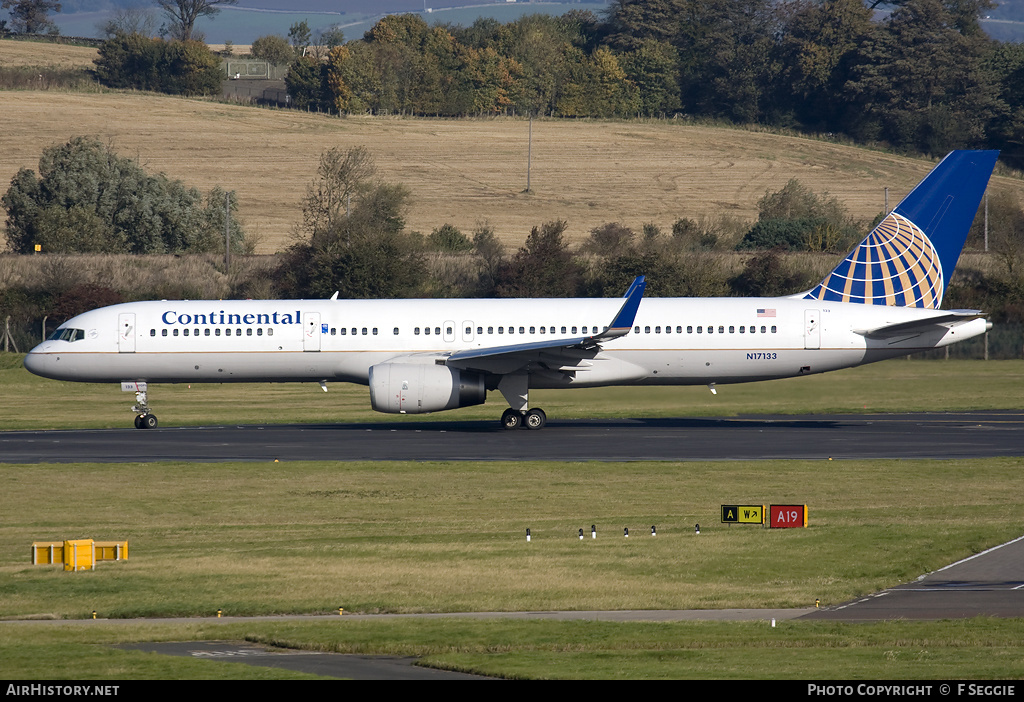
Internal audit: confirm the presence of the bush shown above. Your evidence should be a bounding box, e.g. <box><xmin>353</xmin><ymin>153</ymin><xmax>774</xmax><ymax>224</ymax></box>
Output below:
<box><xmin>94</xmin><ymin>34</ymin><xmax>222</xmax><ymax>96</ymax></box>
<box><xmin>2</xmin><ymin>137</ymin><xmax>245</xmax><ymax>254</ymax></box>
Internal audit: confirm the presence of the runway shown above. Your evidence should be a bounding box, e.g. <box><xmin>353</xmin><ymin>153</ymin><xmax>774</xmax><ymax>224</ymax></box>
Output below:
<box><xmin>3</xmin><ymin>411</ymin><xmax>1024</xmax><ymax>463</ymax></box>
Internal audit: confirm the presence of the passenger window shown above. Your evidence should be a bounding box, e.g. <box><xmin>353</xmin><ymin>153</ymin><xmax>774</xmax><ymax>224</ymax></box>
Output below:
<box><xmin>225</xmin><ymin>329</ymin><xmax>231</xmax><ymax>336</ymax></box>
<box><xmin>424</xmin><ymin>327</ymin><xmax>430</xmax><ymax>335</ymax></box>
<box><xmin>257</xmin><ymin>328</ymin><xmax>263</xmax><ymax>336</ymax></box>
<box><xmin>519</xmin><ymin>327</ymin><xmax>525</xmax><ymax>334</ymax></box>
<box><xmin>247</xmin><ymin>328</ymin><xmax>253</xmax><ymax>336</ymax></box>
<box><xmin>729</xmin><ymin>326</ymin><xmax>734</xmax><ymax>334</ymax></box>
<box><xmin>445</xmin><ymin>327</ymin><xmax>452</xmax><ymax>336</ymax></box>
<box><xmin>362</xmin><ymin>328</ymin><xmax>367</xmax><ymax>335</ymax></box>
<box><xmin>341</xmin><ymin>328</ymin><xmax>347</xmax><ymax>335</ymax></box>
<box><xmin>373</xmin><ymin>328</ymin><xmax>378</xmax><ymax>335</ymax></box>
<box><xmin>414</xmin><ymin>327</ymin><xmax>420</xmax><ymax>335</ymax></box>
<box><xmin>655</xmin><ymin>326</ymin><xmax>661</xmax><ymax>334</ymax></box>
<box><xmin>150</xmin><ymin>329</ymin><xmax>155</xmax><ymax>337</ymax></box>
<box><xmin>687</xmin><ymin>326</ymin><xmax>692</xmax><ymax>334</ymax></box>
<box><xmin>761</xmin><ymin>326</ymin><xmax>767</xmax><ymax>334</ymax></box>
<box><xmin>205</xmin><ymin>328</ymin><xmax>211</xmax><ymax>336</ymax></box>
<box><xmin>707</xmin><ymin>326</ymin><xmax>714</xmax><ymax>334</ymax></box>
<box><xmin>676</xmin><ymin>326</ymin><xmax>682</xmax><ymax>334</ymax></box>
<box><xmin>645</xmin><ymin>326</ymin><xmax>651</xmax><ymax>334</ymax></box>
<box><xmin>268</xmin><ymin>328</ymin><xmax>273</xmax><ymax>336</ymax></box>
<box><xmin>498</xmin><ymin>327</ymin><xmax>504</xmax><ymax>334</ymax></box>
<box><xmin>740</xmin><ymin>326</ymin><xmax>745</xmax><ymax>333</ymax></box>
<box><xmin>561</xmin><ymin>326</ymin><xmax>567</xmax><ymax>334</ymax></box>
<box><xmin>394</xmin><ymin>328</ymin><xmax>400</xmax><ymax>335</ymax></box>
<box><xmin>488</xmin><ymin>327</ymin><xmax>493</xmax><ymax>334</ymax></box>
<box><xmin>530</xmin><ymin>326</ymin><xmax>536</xmax><ymax>334</ymax></box>
<box><xmin>718</xmin><ymin>326</ymin><xmax>724</xmax><ymax>334</ymax></box>
<box><xmin>771</xmin><ymin>326</ymin><xmax>777</xmax><ymax>333</ymax></box>
<box><xmin>215</xmin><ymin>329</ymin><xmax>221</xmax><ymax>336</ymax></box>
<box><xmin>162</xmin><ymin>329</ymin><xmax>168</xmax><ymax>337</ymax></box>
<box><xmin>572</xmin><ymin>327</ymin><xmax>578</xmax><ymax>334</ymax></box>
<box><xmin>435</xmin><ymin>327</ymin><xmax>441</xmax><ymax>336</ymax></box>
<box><xmin>183</xmin><ymin>328</ymin><xmax>189</xmax><ymax>337</ymax></box>
<box><xmin>540</xmin><ymin>326</ymin><xmax>545</xmax><ymax>334</ymax></box>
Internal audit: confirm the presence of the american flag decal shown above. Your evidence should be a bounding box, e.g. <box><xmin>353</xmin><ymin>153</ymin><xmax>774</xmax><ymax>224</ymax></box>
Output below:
<box><xmin>757</xmin><ymin>309</ymin><xmax>776</xmax><ymax>317</ymax></box>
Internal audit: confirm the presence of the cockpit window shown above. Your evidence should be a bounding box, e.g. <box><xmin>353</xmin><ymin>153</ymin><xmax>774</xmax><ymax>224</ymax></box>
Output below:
<box><xmin>47</xmin><ymin>327</ymin><xmax>85</xmax><ymax>342</ymax></box>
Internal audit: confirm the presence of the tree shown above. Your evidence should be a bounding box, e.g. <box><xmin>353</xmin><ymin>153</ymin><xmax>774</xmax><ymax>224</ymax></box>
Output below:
<box><xmin>275</xmin><ymin>147</ymin><xmax>423</xmax><ymax>300</ymax></box>
<box><xmin>94</xmin><ymin>33</ymin><xmax>221</xmax><ymax>96</ymax></box>
<box><xmin>843</xmin><ymin>0</ymin><xmax>1002</xmax><ymax>152</ymax></box>
<box><xmin>1</xmin><ymin>0</ymin><xmax>61</xmax><ymax>34</ymax></box>
<box><xmin>155</xmin><ymin>0</ymin><xmax>237</xmax><ymax>42</ymax></box>
<box><xmin>288</xmin><ymin>20</ymin><xmax>311</xmax><ymax>54</ymax></box>
<box><xmin>250</xmin><ymin>34</ymin><xmax>293</xmax><ymax>65</ymax></box>
<box><xmin>2</xmin><ymin>137</ymin><xmax>244</xmax><ymax>254</ymax></box>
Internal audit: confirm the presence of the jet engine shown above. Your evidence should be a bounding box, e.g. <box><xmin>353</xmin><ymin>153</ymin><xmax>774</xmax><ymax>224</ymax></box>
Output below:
<box><xmin>369</xmin><ymin>362</ymin><xmax>486</xmax><ymax>414</ymax></box>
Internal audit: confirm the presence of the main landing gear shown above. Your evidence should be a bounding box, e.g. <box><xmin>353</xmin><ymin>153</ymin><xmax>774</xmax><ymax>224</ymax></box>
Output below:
<box><xmin>131</xmin><ymin>388</ymin><xmax>158</xmax><ymax>429</ymax></box>
<box><xmin>501</xmin><ymin>407</ymin><xmax>547</xmax><ymax>430</ymax></box>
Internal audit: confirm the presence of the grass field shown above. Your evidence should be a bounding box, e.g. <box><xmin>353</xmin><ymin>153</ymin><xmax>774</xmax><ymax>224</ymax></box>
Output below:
<box><xmin>5</xmin><ymin>82</ymin><xmax>1024</xmax><ymax>254</ymax></box>
<box><xmin>2</xmin><ymin>456</ymin><xmax>1024</xmax><ymax>678</ymax></box>
<box><xmin>2</xmin><ymin>355</ymin><xmax>1024</xmax><ymax>678</ymax></box>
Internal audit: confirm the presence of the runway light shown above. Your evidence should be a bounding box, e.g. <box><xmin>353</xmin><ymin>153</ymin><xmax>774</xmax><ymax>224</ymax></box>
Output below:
<box><xmin>624</xmin><ymin>528</ymin><xmax>629</xmax><ymax>538</ymax></box>
<box><xmin>771</xmin><ymin>618</ymin><xmax>776</xmax><ymax>627</ymax></box>
<box><xmin>526</xmin><ymin>528</ymin><xmax>531</xmax><ymax>543</ymax></box>
<box><xmin>651</xmin><ymin>525</ymin><xmax>656</xmax><ymax>537</ymax></box>
<box><xmin>816</xmin><ymin>599</ymin><xmax>820</xmax><ymax>608</ymax></box>
<box><xmin>92</xmin><ymin>611</ymin><xmax>96</xmax><ymax>620</ymax></box>
<box><xmin>217</xmin><ymin>609</ymin><xmax>222</xmax><ymax>618</ymax></box>
<box><xmin>591</xmin><ymin>525</ymin><xmax>596</xmax><ymax>539</ymax></box>
<box><xmin>695</xmin><ymin>523</ymin><xmax>700</xmax><ymax>535</ymax></box>
<box><xmin>579</xmin><ymin>528</ymin><xmax>583</xmax><ymax>540</ymax></box>
<box><xmin>338</xmin><ymin>607</ymin><xmax>344</xmax><ymax>616</ymax></box>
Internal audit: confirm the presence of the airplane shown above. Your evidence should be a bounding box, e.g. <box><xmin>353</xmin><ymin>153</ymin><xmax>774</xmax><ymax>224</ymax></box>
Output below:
<box><xmin>24</xmin><ymin>149</ymin><xmax>998</xmax><ymax>430</ymax></box>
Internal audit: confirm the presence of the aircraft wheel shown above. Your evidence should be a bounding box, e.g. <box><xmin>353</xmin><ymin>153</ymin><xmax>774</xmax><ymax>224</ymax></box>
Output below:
<box><xmin>134</xmin><ymin>415</ymin><xmax>144</xmax><ymax>429</ymax></box>
<box><xmin>500</xmin><ymin>408</ymin><xmax>523</xmax><ymax>430</ymax></box>
<box><xmin>524</xmin><ymin>408</ymin><xmax>547</xmax><ymax>430</ymax></box>
<box><xmin>141</xmin><ymin>414</ymin><xmax>158</xmax><ymax>430</ymax></box>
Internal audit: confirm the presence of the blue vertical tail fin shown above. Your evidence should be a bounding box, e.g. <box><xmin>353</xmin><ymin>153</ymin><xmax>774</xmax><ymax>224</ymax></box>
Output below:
<box><xmin>803</xmin><ymin>150</ymin><xmax>998</xmax><ymax>308</ymax></box>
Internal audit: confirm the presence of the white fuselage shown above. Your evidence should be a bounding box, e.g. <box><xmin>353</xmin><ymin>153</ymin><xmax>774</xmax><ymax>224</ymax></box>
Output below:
<box><xmin>24</xmin><ymin>296</ymin><xmax>988</xmax><ymax>390</ymax></box>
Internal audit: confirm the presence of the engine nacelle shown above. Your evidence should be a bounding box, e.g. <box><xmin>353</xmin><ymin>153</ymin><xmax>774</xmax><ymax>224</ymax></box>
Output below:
<box><xmin>369</xmin><ymin>362</ymin><xmax>486</xmax><ymax>414</ymax></box>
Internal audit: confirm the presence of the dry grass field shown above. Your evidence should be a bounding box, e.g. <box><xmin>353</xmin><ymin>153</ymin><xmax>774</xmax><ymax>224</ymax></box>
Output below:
<box><xmin>0</xmin><ymin>39</ymin><xmax>99</xmax><ymax>69</ymax></box>
<box><xmin>3</xmin><ymin>42</ymin><xmax>1024</xmax><ymax>254</ymax></box>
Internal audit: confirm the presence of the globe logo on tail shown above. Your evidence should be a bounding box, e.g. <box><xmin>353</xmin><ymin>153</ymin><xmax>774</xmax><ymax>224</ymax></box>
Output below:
<box><xmin>804</xmin><ymin>212</ymin><xmax>943</xmax><ymax>309</ymax></box>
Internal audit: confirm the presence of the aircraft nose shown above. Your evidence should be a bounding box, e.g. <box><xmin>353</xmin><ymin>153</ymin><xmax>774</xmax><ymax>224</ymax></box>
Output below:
<box><xmin>23</xmin><ymin>346</ymin><xmax>56</xmax><ymax>379</ymax></box>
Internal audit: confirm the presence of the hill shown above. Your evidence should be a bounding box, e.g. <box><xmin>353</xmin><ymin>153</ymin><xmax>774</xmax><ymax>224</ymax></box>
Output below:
<box><xmin>2</xmin><ymin>92</ymin><xmax>1023</xmax><ymax>254</ymax></box>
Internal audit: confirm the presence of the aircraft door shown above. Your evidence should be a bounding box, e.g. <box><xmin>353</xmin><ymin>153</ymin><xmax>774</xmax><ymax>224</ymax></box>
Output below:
<box><xmin>304</xmin><ymin>312</ymin><xmax>321</xmax><ymax>352</ymax></box>
<box><xmin>118</xmin><ymin>313</ymin><xmax>136</xmax><ymax>353</ymax></box>
<box><xmin>444</xmin><ymin>320</ymin><xmax>456</xmax><ymax>343</ymax></box>
<box><xmin>804</xmin><ymin>309</ymin><xmax>820</xmax><ymax>350</ymax></box>
<box><xmin>462</xmin><ymin>320</ymin><xmax>474</xmax><ymax>342</ymax></box>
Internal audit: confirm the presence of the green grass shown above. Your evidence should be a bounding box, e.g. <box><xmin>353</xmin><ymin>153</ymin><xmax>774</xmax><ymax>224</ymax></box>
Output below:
<box><xmin>3</xmin><ymin>618</ymin><xmax>1024</xmax><ymax>680</ymax></box>
<box><xmin>4</xmin><ymin>355</ymin><xmax>1024</xmax><ymax>679</ymax></box>
<box><xmin>3</xmin><ymin>354</ymin><xmax>1024</xmax><ymax>430</ymax></box>
<box><xmin>2</xmin><ymin>459</ymin><xmax>1023</xmax><ymax>618</ymax></box>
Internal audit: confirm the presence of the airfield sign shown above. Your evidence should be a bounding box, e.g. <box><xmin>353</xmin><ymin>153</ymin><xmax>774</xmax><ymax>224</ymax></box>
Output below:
<box><xmin>721</xmin><ymin>505</ymin><xmax>764</xmax><ymax>524</ymax></box>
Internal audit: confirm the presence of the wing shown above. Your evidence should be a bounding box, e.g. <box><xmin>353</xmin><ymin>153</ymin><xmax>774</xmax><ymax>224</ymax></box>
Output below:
<box><xmin>444</xmin><ymin>276</ymin><xmax>646</xmax><ymax>376</ymax></box>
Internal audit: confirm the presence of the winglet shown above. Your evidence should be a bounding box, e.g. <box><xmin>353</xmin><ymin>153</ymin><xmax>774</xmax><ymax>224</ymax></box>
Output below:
<box><xmin>595</xmin><ymin>276</ymin><xmax>645</xmax><ymax>340</ymax></box>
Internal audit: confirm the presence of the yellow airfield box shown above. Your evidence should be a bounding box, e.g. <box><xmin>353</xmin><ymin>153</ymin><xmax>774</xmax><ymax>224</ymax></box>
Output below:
<box><xmin>95</xmin><ymin>541</ymin><xmax>129</xmax><ymax>561</ymax></box>
<box><xmin>63</xmin><ymin>539</ymin><xmax>95</xmax><ymax>572</ymax></box>
<box><xmin>31</xmin><ymin>542</ymin><xmax>64</xmax><ymax>565</ymax></box>
<box><xmin>33</xmin><ymin>540</ymin><xmax>128</xmax><ymax>567</ymax></box>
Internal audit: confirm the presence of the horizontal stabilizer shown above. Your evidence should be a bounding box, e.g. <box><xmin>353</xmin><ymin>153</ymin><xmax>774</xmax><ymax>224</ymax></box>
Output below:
<box><xmin>853</xmin><ymin>310</ymin><xmax>985</xmax><ymax>338</ymax></box>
